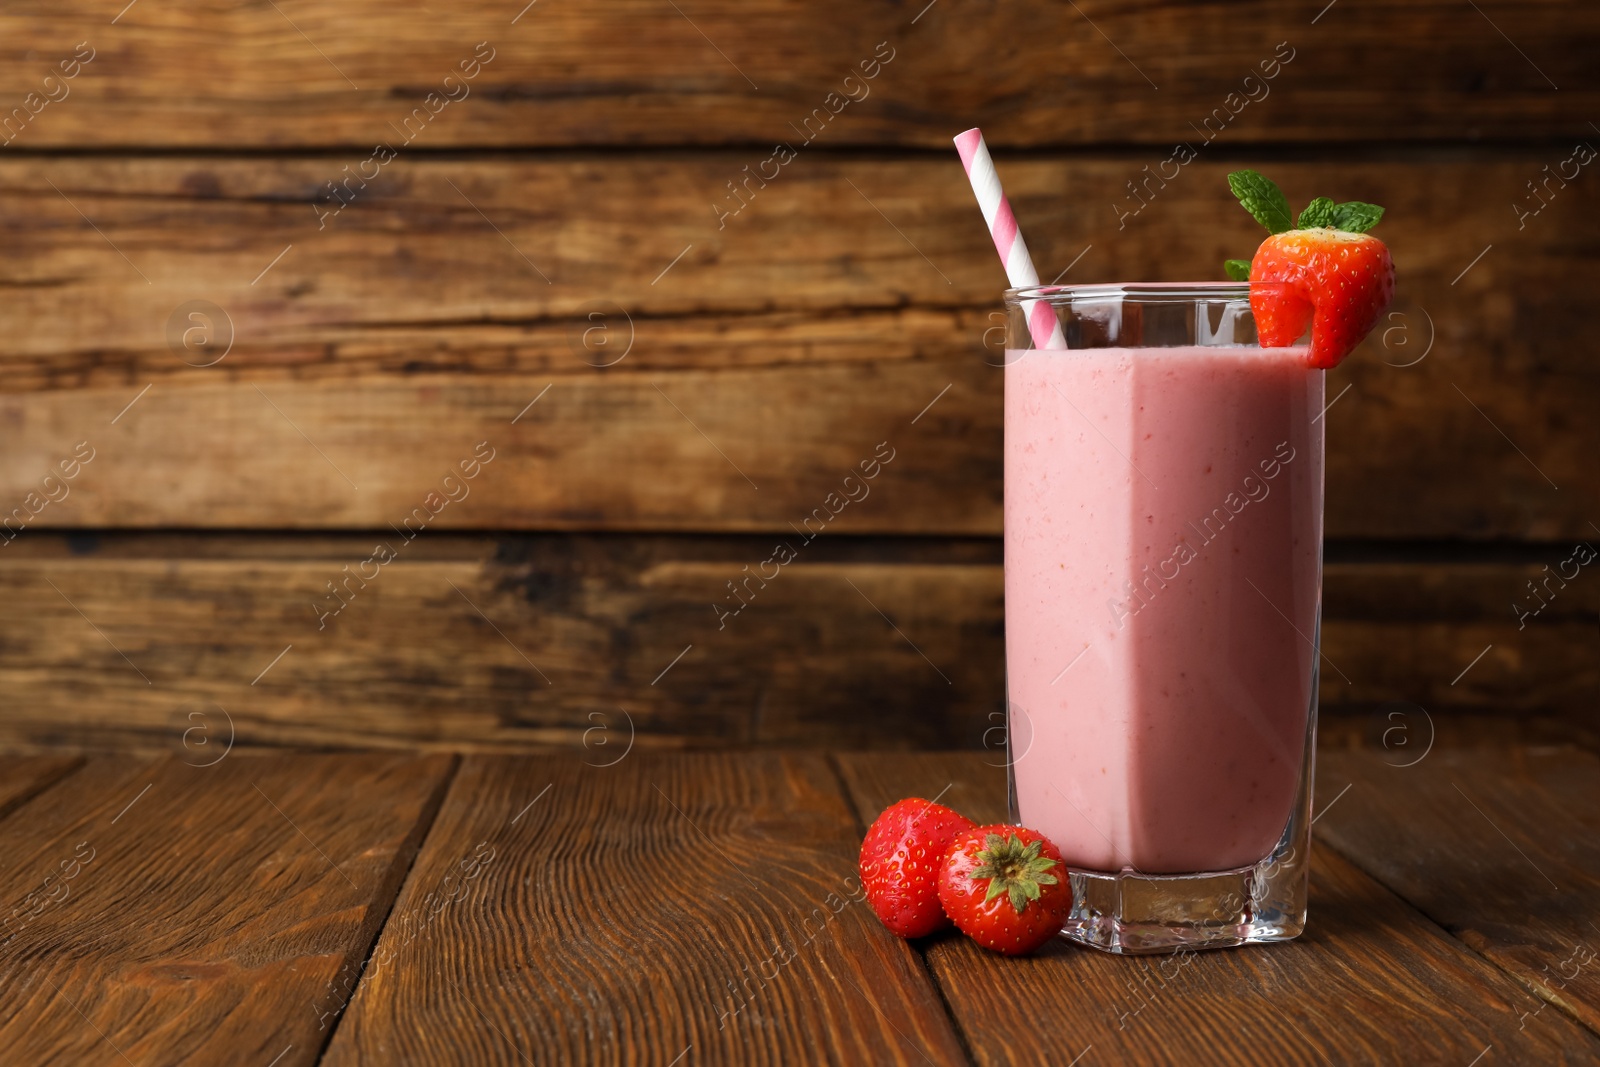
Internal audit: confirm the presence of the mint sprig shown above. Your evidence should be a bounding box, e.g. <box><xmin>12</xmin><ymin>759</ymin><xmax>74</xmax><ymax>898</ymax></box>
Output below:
<box><xmin>1329</xmin><ymin>201</ymin><xmax>1384</xmax><ymax>233</ymax></box>
<box><xmin>1297</xmin><ymin>197</ymin><xmax>1336</xmax><ymax>229</ymax></box>
<box><xmin>1223</xmin><ymin>172</ymin><xmax>1387</xmax><ymax>278</ymax></box>
<box><xmin>1226</xmin><ymin>171</ymin><xmax>1293</xmax><ymax>234</ymax></box>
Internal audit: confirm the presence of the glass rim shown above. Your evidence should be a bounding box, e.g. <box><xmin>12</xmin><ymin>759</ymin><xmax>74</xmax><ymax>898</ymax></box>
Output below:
<box><xmin>1004</xmin><ymin>281</ymin><xmax>1287</xmax><ymax>303</ymax></box>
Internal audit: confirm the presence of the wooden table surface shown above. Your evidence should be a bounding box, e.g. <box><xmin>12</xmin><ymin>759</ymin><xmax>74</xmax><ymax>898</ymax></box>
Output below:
<box><xmin>1</xmin><ymin>744</ymin><xmax>1596</xmax><ymax>1066</ymax></box>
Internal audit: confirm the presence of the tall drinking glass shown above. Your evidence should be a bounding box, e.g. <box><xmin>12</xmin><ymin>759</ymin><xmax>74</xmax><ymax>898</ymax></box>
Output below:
<box><xmin>1002</xmin><ymin>283</ymin><xmax>1323</xmax><ymax>954</ymax></box>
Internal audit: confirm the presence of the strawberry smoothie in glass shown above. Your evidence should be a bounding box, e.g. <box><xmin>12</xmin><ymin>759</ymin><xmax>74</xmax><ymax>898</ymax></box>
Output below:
<box><xmin>1001</xmin><ymin>283</ymin><xmax>1324</xmax><ymax>954</ymax></box>
<box><xmin>953</xmin><ymin>130</ymin><xmax>1390</xmax><ymax>954</ymax></box>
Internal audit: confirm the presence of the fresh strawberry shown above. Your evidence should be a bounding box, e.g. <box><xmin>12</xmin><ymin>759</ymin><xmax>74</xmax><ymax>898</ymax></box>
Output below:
<box><xmin>1249</xmin><ymin>229</ymin><xmax>1395</xmax><ymax>368</ymax></box>
<box><xmin>1223</xmin><ymin>171</ymin><xmax>1396</xmax><ymax>369</ymax></box>
<box><xmin>859</xmin><ymin>798</ymin><xmax>975</xmax><ymax>938</ymax></box>
<box><xmin>937</xmin><ymin>825</ymin><xmax>1070</xmax><ymax>955</ymax></box>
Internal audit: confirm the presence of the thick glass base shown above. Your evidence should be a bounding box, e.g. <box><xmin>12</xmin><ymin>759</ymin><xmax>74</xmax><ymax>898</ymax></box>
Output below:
<box><xmin>1043</xmin><ymin>693</ymin><xmax>1316</xmax><ymax>955</ymax></box>
<box><xmin>1058</xmin><ymin>846</ymin><xmax>1308</xmax><ymax>954</ymax></box>
<box><xmin>1004</xmin><ymin>660</ymin><xmax>1319</xmax><ymax>955</ymax></box>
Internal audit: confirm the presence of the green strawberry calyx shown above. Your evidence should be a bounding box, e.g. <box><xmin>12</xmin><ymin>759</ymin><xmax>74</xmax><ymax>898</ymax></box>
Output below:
<box><xmin>969</xmin><ymin>832</ymin><xmax>1060</xmax><ymax>915</ymax></box>
<box><xmin>1223</xmin><ymin>170</ymin><xmax>1386</xmax><ymax>280</ymax></box>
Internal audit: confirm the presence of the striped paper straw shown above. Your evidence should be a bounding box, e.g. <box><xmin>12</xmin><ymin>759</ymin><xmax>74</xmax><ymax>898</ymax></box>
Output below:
<box><xmin>953</xmin><ymin>127</ymin><xmax>1066</xmax><ymax>351</ymax></box>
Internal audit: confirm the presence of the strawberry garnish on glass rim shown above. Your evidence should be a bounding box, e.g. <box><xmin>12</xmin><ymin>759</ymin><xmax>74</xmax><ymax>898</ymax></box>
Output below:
<box><xmin>1223</xmin><ymin>170</ymin><xmax>1396</xmax><ymax>369</ymax></box>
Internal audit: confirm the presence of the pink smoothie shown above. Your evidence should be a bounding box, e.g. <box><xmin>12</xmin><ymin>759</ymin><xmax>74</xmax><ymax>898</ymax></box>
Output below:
<box><xmin>1005</xmin><ymin>343</ymin><xmax>1323</xmax><ymax>874</ymax></box>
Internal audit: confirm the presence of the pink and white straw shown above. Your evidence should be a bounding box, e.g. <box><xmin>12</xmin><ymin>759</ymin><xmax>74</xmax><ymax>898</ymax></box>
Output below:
<box><xmin>953</xmin><ymin>127</ymin><xmax>1065</xmax><ymax>351</ymax></box>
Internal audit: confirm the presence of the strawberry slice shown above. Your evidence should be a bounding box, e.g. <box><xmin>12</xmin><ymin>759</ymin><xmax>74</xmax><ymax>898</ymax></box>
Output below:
<box><xmin>1224</xmin><ymin>171</ymin><xmax>1396</xmax><ymax>369</ymax></box>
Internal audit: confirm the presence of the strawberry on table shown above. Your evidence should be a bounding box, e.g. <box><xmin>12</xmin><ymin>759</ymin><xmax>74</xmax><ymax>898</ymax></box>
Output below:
<box><xmin>1224</xmin><ymin>170</ymin><xmax>1395</xmax><ymax>369</ymax></box>
<box><xmin>859</xmin><ymin>798</ymin><xmax>976</xmax><ymax>939</ymax></box>
<box><xmin>937</xmin><ymin>825</ymin><xmax>1071</xmax><ymax>955</ymax></box>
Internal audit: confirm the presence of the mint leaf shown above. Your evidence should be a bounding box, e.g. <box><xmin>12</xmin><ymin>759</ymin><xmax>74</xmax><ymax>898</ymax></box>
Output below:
<box><xmin>1227</xmin><ymin>170</ymin><xmax>1293</xmax><ymax>234</ymax></box>
<box><xmin>1330</xmin><ymin>201</ymin><xmax>1384</xmax><ymax>233</ymax></box>
<box><xmin>1224</xmin><ymin>259</ymin><xmax>1251</xmax><ymax>281</ymax></box>
<box><xmin>1298</xmin><ymin>197</ymin><xmax>1336</xmax><ymax>228</ymax></box>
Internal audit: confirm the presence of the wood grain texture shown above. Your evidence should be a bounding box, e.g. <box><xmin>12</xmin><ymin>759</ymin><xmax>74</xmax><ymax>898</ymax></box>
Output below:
<box><xmin>0</xmin><ymin>755</ymin><xmax>81</xmax><ymax>819</ymax></box>
<box><xmin>0</xmin><ymin>752</ymin><xmax>454</xmax><ymax>1067</ymax></box>
<box><xmin>322</xmin><ymin>752</ymin><xmax>968</xmax><ymax>1065</ymax></box>
<box><xmin>0</xmin><ymin>1</ymin><xmax>1593</xmax><ymax>148</ymax></box>
<box><xmin>0</xmin><ymin>156</ymin><xmax>1593</xmax><ymax>537</ymax></box>
<box><xmin>834</xmin><ymin>751</ymin><xmax>1600</xmax><ymax>1066</ymax></box>
<box><xmin>1318</xmin><ymin>708</ymin><xmax>1586</xmax><ymax>756</ymax></box>
<box><xmin>1315</xmin><ymin>746</ymin><xmax>1600</xmax><ymax>1037</ymax></box>
<box><xmin>0</xmin><ymin>537</ymin><xmax>1000</xmax><ymax>752</ymax></box>
<box><xmin>1320</xmin><ymin>559</ymin><xmax>1600</xmax><ymax>732</ymax></box>
<box><xmin>0</xmin><ymin>536</ymin><xmax>1589</xmax><ymax>752</ymax></box>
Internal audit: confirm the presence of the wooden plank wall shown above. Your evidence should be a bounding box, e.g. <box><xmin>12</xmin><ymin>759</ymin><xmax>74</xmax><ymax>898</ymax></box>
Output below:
<box><xmin>0</xmin><ymin>1</ymin><xmax>1594</xmax><ymax>751</ymax></box>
